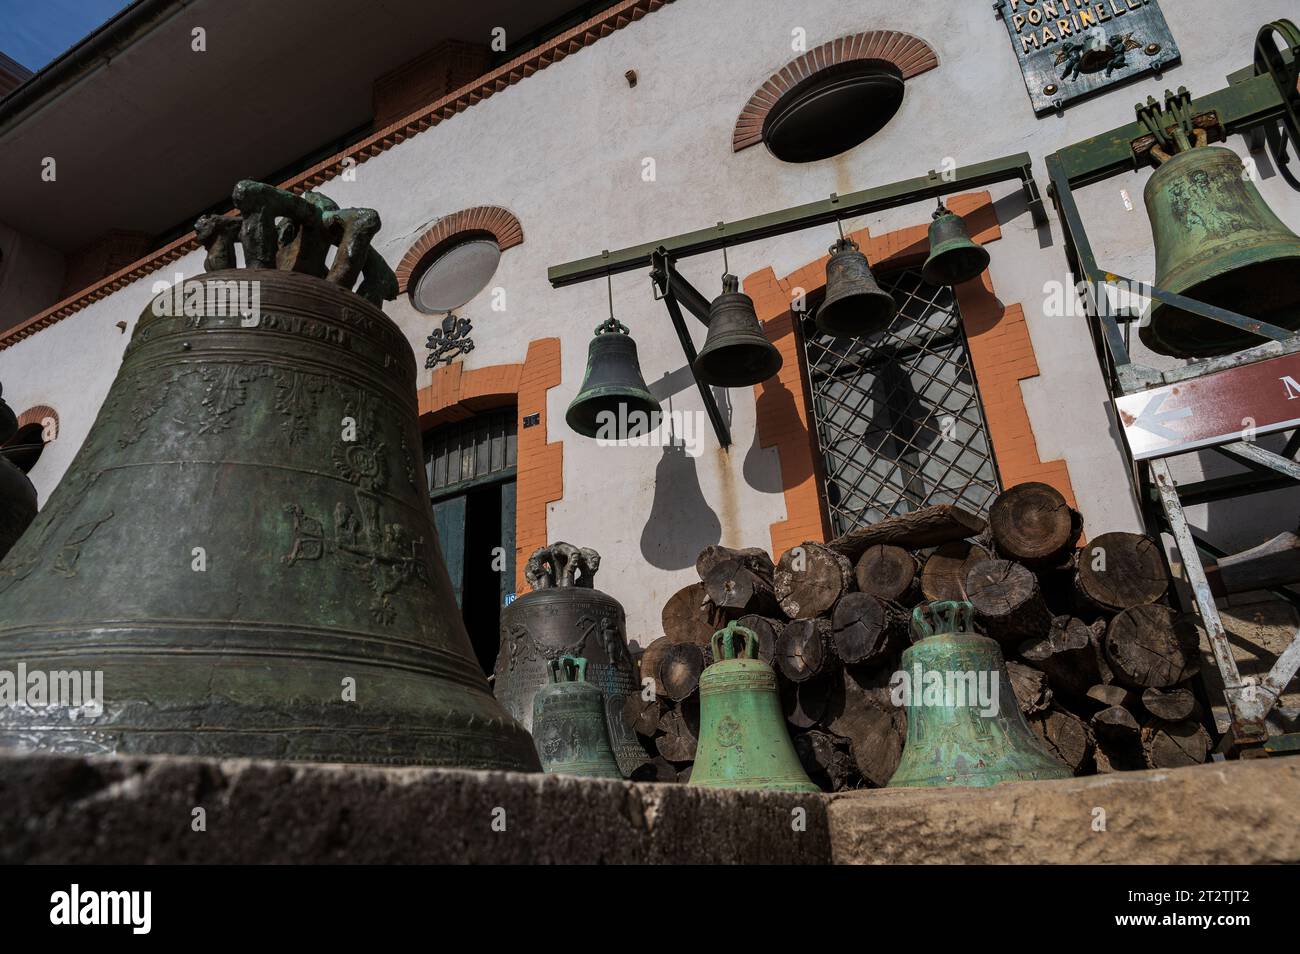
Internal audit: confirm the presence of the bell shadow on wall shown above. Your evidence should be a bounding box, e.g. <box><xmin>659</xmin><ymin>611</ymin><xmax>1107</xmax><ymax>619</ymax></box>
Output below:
<box><xmin>744</xmin><ymin>377</ymin><xmax>802</xmax><ymax>495</ymax></box>
<box><xmin>639</xmin><ymin>373</ymin><xmax>722</xmax><ymax>570</ymax></box>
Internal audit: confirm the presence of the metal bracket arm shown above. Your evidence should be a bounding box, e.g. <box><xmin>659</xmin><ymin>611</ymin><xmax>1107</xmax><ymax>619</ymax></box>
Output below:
<box><xmin>650</xmin><ymin>250</ymin><xmax>731</xmax><ymax>449</ymax></box>
<box><xmin>550</xmin><ymin>152</ymin><xmax>1046</xmax><ymax>287</ymax></box>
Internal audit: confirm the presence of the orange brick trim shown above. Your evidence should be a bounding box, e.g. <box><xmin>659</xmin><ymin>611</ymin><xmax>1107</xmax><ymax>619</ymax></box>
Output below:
<box><xmin>0</xmin><ymin>0</ymin><xmax>675</xmax><ymax>351</ymax></box>
<box><xmin>745</xmin><ymin>191</ymin><xmax>1077</xmax><ymax>555</ymax></box>
<box><xmin>953</xmin><ymin>279</ymin><xmax>1080</xmax><ymax>513</ymax></box>
<box><xmin>14</xmin><ymin>405</ymin><xmax>58</xmax><ymax>432</ymax></box>
<box><xmin>395</xmin><ymin>207</ymin><xmax>524</xmax><ymax>294</ymax></box>
<box><xmin>416</xmin><ymin>338</ymin><xmax>563</xmax><ymax>594</ymax></box>
<box><xmin>733</xmin><ymin>31</ymin><xmax>939</xmax><ymax>152</ymax></box>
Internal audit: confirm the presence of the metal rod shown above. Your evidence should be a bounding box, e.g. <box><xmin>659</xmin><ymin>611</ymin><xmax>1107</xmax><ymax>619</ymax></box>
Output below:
<box><xmin>651</xmin><ymin>254</ymin><xmax>731</xmax><ymax>449</ymax></box>
<box><xmin>655</xmin><ymin>254</ymin><xmax>713</xmax><ymax>326</ymax></box>
<box><xmin>1215</xmin><ymin>440</ymin><xmax>1300</xmax><ymax>480</ymax></box>
<box><xmin>550</xmin><ymin>152</ymin><xmax>1045</xmax><ymax>286</ymax></box>
<box><xmin>1148</xmin><ymin>458</ymin><xmax>1265</xmax><ymax>745</ymax></box>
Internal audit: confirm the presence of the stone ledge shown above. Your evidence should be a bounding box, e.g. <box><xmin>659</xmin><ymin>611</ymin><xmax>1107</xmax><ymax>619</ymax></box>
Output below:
<box><xmin>1</xmin><ymin>750</ymin><xmax>1295</xmax><ymax>863</ymax></box>
<box><xmin>827</xmin><ymin>758</ymin><xmax>1300</xmax><ymax>865</ymax></box>
<box><xmin>0</xmin><ymin>750</ymin><xmax>829</xmax><ymax>864</ymax></box>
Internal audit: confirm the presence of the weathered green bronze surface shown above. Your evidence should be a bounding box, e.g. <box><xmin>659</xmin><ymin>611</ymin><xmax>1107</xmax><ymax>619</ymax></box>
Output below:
<box><xmin>1141</xmin><ymin>144</ymin><xmax>1300</xmax><ymax>358</ymax></box>
<box><xmin>494</xmin><ymin>543</ymin><xmax>641</xmax><ymax>775</ymax></box>
<box><xmin>531</xmin><ymin>655</ymin><xmax>622</xmax><ymax>778</ymax></box>
<box><xmin>889</xmin><ymin>601</ymin><xmax>1070</xmax><ymax>788</ymax></box>
<box><xmin>0</xmin><ymin>261</ymin><xmax>539</xmax><ymax>770</ymax></box>
<box><xmin>565</xmin><ymin>318</ymin><xmax>659</xmax><ymax>439</ymax></box>
<box><xmin>922</xmin><ymin>205</ymin><xmax>991</xmax><ymax>288</ymax></box>
<box><xmin>692</xmin><ymin>273</ymin><xmax>782</xmax><ymax>387</ymax></box>
<box><xmin>0</xmin><ymin>386</ymin><xmax>37</xmax><ymax>562</ymax></box>
<box><xmin>690</xmin><ymin>622</ymin><xmax>820</xmax><ymax>793</ymax></box>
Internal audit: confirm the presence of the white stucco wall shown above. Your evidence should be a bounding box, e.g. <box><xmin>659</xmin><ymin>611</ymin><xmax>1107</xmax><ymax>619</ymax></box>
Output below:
<box><xmin>1</xmin><ymin>0</ymin><xmax>1297</xmax><ymax>643</ymax></box>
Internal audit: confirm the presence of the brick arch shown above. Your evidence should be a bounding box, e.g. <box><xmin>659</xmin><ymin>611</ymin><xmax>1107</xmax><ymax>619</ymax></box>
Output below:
<box><xmin>742</xmin><ymin>192</ymin><xmax>1079</xmax><ymax>557</ymax></box>
<box><xmin>395</xmin><ymin>206</ymin><xmax>525</xmax><ymax>294</ymax></box>
<box><xmin>15</xmin><ymin>404</ymin><xmax>58</xmax><ymax>434</ymax></box>
<box><xmin>733</xmin><ymin>31</ymin><xmax>939</xmax><ymax>152</ymax></box>
<box><xmin>417</xmin><ymin>339</ymin><xmax>563</xmax><ymax>593</ymax></box>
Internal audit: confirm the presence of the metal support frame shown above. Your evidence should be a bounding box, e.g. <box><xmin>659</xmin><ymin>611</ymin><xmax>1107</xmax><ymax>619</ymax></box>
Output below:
<box><xmin>1045</xmin><ymin>20</ymin><xmax>1300</xmax><ymax>749</ymax></box>
<box><xmin>649</xmin><ymin>251</ymin><xmax>731</xmax><ymax>449</ymax></box>
<box><xmin>551</xmin><ymin>152</ymin><xmax>1045</xmax><ymax>287</ymax></box>
<box><xmin>551</xmin><ymin>152</ymin><xmax>1046</xmax><ymax>450</ymax></box>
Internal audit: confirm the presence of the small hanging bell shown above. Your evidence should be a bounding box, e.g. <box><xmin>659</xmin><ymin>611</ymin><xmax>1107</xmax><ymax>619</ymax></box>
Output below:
<box><xmin>690</xmin><ymin>621</ymin><xmax>821</xmax><ymax>793</ymax></box>
<box><xmin>531</xmin><ymin>655</ymin><xmax>624</xmax><ymax>778</ymax></box>
<box><xmin>816</xmin><ymin>237</ymin><xmax>896</xmax><ymax>338</ymax></box>
<box><xmin>888</xmin><ymin>601</ymin><xmax>1072</xmax><ymax>788</ymax></box>
<box><xmin>565</xmin><ymin>317</ymin><xmax>661</xmax><ymax>439</ymax></box>
<box><xmin>693</xmin><ymin>274</ymin><xmax>783</xmax><ymax>387</ymax></box>
<box><xmin>922</xmin><ymin>204</ymin><xmax>990</xmax><ymax>287</ymax></box>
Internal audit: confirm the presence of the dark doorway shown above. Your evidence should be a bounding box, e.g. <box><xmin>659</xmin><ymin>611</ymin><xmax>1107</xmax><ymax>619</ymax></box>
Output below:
<box><xmin>426</xmin><ymin>407</ymin><xmax>517</xmax><ymax>674</ymax></box>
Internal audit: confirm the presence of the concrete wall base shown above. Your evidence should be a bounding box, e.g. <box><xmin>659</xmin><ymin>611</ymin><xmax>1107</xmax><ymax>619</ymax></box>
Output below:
<box><xmin>0</xmin><ymin>750</ymin><xmax>1294</xmax><ymax>864</ymax></box>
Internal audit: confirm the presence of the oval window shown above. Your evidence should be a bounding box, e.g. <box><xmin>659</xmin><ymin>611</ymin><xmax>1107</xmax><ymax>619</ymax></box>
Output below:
<box><xmin>763</xmin><ymin>60</ymin><xmax>905</xmax><ymax>163</ymax></box>
<box><xmin>411</xmin><ymin>238</ymin><xmax>501</xmax><ymax>314</ymax></box>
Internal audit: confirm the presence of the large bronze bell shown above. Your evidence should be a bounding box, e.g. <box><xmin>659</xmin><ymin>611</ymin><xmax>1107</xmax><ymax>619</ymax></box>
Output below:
<box><xmin>922</xmin><ymin>205</ymin><xmax>990</xmax><ymax>287</ymax></box>
<box><xmin>532</xmin><ymin>655</ymin><xmax>623</xmax><ymax>777</ymax></box>
<box><xmin>0</xmin><ymin>185</ymin><xmax>539</xmax><ymax>770</ymax></box>
<box><xmin>565</xmin><ymin>317</ymin><xmax>660</xmax><ymax>439</ymax></box>
<box><xmin>0</xmin><ymin>385</ymin><xmax>37</xmax><ymax>562</ymax></box>
<box><xmin>1140</xmin><ymin>145</ymin><xmax>1300</xmax><ymax>358</ymax></box>
<box><xmin>816</xmin><ymin>237</ymin><xmax>897</xmax><ymax>338</ymax></box>
<box><xmin>888</xmin><ymin>601</ymin><xmax>1071</xmax><ymax>788</ymax></box>
<box><xmin>494</xmin><ymin>543</ymin><xmax>642</xmax><ymax>775</ymax></box>
<box><xmin>690</xmin><ymin>621</ymin><xmax>820</xmax><ymax>792</ymax></box>
<box><xmin>693</xmin><ymin>274</ymin><xmax>783</xmax><ymax>387</ymax></box>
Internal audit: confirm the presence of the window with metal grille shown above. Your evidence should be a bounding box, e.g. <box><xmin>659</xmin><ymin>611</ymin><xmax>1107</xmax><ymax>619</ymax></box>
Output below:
<box><xmin>801</xmin><ymin>268</ymin><xmax>1001</xmax><ymax>536</ymax></box>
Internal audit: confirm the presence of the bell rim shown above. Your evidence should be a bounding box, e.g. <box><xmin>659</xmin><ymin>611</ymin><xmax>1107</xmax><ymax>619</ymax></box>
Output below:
<box><xmin>815</xmin><ymin>290</ymin><xmax>897</xmax><ymax>337</ymax></box>
<box><xmin>693</xmin><ymin>340</ymin><xmax>784</xmax><ymax>387</ymax></box>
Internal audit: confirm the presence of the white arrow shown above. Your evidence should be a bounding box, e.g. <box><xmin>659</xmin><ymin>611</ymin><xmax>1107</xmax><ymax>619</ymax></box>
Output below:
<box><xmin>1131</xmin><ymin>391</ymin><xmax>1193</xmax><ymax>440</ymax></box>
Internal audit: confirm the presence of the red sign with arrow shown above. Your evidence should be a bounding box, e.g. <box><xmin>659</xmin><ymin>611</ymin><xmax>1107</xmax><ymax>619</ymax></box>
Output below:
<box><xmin>1115</xmin><ymin>351</ymin><xmax>1300</xmax><ymax>460</ymax></box>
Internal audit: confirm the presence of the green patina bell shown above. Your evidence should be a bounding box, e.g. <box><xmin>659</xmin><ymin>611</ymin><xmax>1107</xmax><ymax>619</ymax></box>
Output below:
<box><xmin>565</xmin><ymin>318</ymin><xmax>660</xmax><ymax>439</ymax></box>
<box><xmin>922</xmin><ymin>203</ymin><xmax>990</xmax><ymax>287</ymax></box>
<box><xmin>690</xmin><ymin>622</ymin><xmax>820</xmax><ymax>793</ymax></box>
<box><xmin>531</xmin><ymin>655</ymin><xmax>623</xmax><ymax>778</ymax></box>
<box><xmin>0</xmin><ymin>182</ymin><xmax>540</xmax><ymax>771</ymax></box>
<box><xmin>888</xmin><ymin>601</ymin><xmax>1071</xmax><ymax>788</ymax></box>
<box><xmin>1140</xmin><ymin>144</ymin><xmax>1300</xmax><ymax>358</ymax></box>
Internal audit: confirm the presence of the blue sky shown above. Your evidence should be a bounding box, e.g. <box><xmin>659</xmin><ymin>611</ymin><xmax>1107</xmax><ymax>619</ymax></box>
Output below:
<box><xmin>1</xmin><ymin>0</ymin><xmax>132</xmax><ymax>72</ymax></box>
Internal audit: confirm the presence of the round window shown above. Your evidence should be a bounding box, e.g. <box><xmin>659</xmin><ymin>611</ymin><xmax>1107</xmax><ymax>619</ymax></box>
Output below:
<box><xmin>763</xmin><ymin>61</ymin><xmax>905</xmax><ymax>163</ymax></box>
<box><xmin>411</xmin><ymin>238</ymin><xmax>502</xmax><ymax>314</ymax></box>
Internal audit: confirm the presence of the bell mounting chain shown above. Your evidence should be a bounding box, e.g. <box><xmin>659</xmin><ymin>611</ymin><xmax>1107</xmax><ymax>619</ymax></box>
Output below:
<box><xmin>1047</xmin><ymin>19</ymin><xmax>1300</xmax><ymax>750</ymax></box>
<box><xmin>552</xmin><ymin>152</ymin><xmax>1047</xmax><ymax>450</ymax></box>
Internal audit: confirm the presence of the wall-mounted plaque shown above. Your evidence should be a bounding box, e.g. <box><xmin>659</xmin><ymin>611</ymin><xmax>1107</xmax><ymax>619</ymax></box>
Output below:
<box><xmin>998</xmin><ymin>0</ymin><xmax>1180</xmax><ymax>115</ymax></box>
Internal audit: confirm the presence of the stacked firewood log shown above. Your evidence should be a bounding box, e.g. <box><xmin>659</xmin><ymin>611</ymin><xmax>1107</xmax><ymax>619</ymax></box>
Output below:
<box><xmin>630</xmin><ymin>482</ymin><xmax>1213</xmax><ymax>789</ymax></box>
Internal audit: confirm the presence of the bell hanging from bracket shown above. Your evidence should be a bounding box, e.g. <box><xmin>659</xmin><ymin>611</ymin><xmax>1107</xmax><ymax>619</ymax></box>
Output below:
<box><xmin>1137</xmin><ymin>88</ymin><xmax>1300</xmax><ymax>358</ymax></box>
<box><xmin>566</xmin><ymin>272</ymin><xmax>661</xmax><ymax>439</ymax></box>
<box><xmin>693</xmin><ymin>268</ymin><xmax>783</xmax><ymax>388</ymax></box>
<box><xmin>922</xmin><ymin>200</ymin><xmax>990</xmax><ymax>287</ymax></box>
<box><xmin>815</xmin><ymin>230</ymin><xmax>897</xmax><ymax>338</ymax></box>
<box><xmin>888</xmin><ymin>601</ymin><xmax>1072</xmax><ymax>788</ymax></box>
<box><xmin>689</xmin><ymin>621</ymin><xmax>821</xmax><ymax>793</ymax></box>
